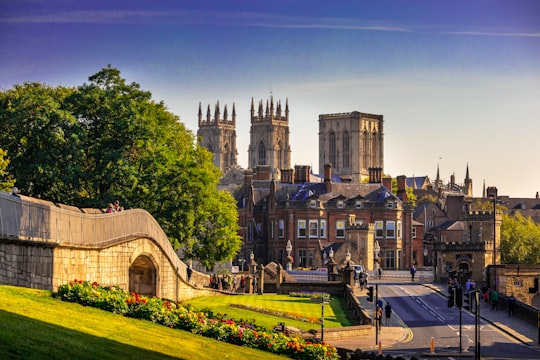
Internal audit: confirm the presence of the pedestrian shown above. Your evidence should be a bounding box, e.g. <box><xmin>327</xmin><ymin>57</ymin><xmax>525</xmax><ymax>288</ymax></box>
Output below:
<box><xmin>384</xmin><ymin>302</ymin><xmax>392</xmax><ymax>325</ymax></box>
<box><xmin>490</xmin><ymin>290</ymin><xmax>499</xmax><ymax>311</ymax></box>
<box><xmin>186</xmin><ymin>265</ymin><xmax>192</xmax><ymax>283</ymax></box>
<box><xmin>507</xmin><ymin>292</ymin><xmax>516</xmax><ymax>317</ymax></box>
<box><xmin>378</xmin><ymin>267</ymin><xmax>382</xmax><ymax>279</ymax></box>
<box><xmin>410</xmin><ymin>265</ymin><xmax>416</xmax><ymax>281</ymax></box>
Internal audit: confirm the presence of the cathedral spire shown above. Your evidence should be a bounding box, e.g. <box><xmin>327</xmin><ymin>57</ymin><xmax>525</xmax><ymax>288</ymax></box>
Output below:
<box><xmin>232</xmin><ymin>102</ymin><xmax>236</xmax><ymax>125</ymax></box>
<box><xmin>285</xmin><ymin>98</ymin><xmax>289</xmax><ymax>121</ymax></box>
<box><xmin>223</xmin><ymin>104</ymin><xmax>228</xmax><ymax>121</ymax></box>
<box><xmin>198</xmin><ymin>102</ymin><xmax>203</xmax><ymax>126</ymax></box>
<box><xmin>250</xmin><ymin>97</ymin><xmax>255</xmax><ymax>118</ymax></box>
<box><xmin>206</xmin><ymin>104</ymin><xmax>211</xmax><ymax>122</ymax></box>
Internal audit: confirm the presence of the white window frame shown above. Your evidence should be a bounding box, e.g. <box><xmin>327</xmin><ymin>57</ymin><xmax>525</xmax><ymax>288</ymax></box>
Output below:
<box><xmin>297</xmin><ymin>220</ymin><xmax>306</xmax><ymax>238</ymax></box>
<box><xmin>320</xmin><ymin>220</ymin><xmax>326</xmax><ymax>238</ymax></box>
<box><xmin>397</xmin><ymin>221</ymin><xmax>402</xmax><ymax>239</ymax></box>
<box><xmin>387</xmin><ymin>201</ymin><xmax>394</xmax><ymax>209</ymax></box>
<box><xmin>355</xmin><ymin>200</ymin><xmax>363</xmax><ymax>209</ymax></box>
<box><xmin>412</xmin><ymin>227</ymin><xmax>417</xmax><ymax>239</ymax></box>
<box><xmin>336</xmin><ymin>220</ymin><xmax>345</xmax><ymax>238</ymax></box>
<box><xmin>278</xmin><ymin>219</ymin><xmax>284</xmax><ymax>238</ymax></box>
<box><xmin>375</xmin><ymin>221</ymin><xmax>384</xmax><ymax>238</ymax></box>
<box><xmin>386</xmin><ymin>221</ymin><xmax>396</xmax><ymax>239</ymax></box>
<box><xmin>310</xmin><ymin>200</ymin><xmax>317</xmax><ymax>208</ymax></box>
<box><xmin>309</xmin><ymin>220</ymin><xmax>318</xmax><ymax>238</ymax></box>
<box><xmin>337</xmin><ymin>200</ymin><xmax>344</xmax><ymax>208</ymax></box>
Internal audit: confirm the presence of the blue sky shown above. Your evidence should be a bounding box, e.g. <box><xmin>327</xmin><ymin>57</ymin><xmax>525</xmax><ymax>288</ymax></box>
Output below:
<box><xmin>1</xmin><ymin>0</ymin><xmax>539</xmax><ymax>198</ymax></box>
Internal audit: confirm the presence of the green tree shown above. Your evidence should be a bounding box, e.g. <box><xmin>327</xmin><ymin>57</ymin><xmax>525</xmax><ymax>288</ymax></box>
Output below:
<box><xmin>0</xmin><ymin>66</ymin><xmax>242</xmax><ymax>266</ymax></box>
<box><xmin>0</xmin><ymin>148</ymin><xmax>16</xmax><ymax>191</ymax></box>
<box><xmin>500</xmin><ymin>213</ymin><xmax>540</xmax><ymax>265</ymax></box>
<box><xmin>0</xmin><ymin>83</ymin><xmax>78</xmax><ymax>199</ymax></box>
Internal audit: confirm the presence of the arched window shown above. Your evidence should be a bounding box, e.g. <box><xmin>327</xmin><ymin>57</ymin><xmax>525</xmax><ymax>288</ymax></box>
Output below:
<box><xmin>362</xmin><ymin>130</ymin><xmax>369</xmax><ymax>170</ymax></box>
<box><xmin>329</xmin><ymin>132</ymin><xmax>336</xmax><ymax>167</ymax></box>
<box><xmin>343</xmin><ymin>131</ymin><xmax>350</xmax><ymax>169</ymax></box>
<box><xmin>276</xmin><ymin>140</ymin><xmax>282</xmax><ymax>170</ymax></box>
<box><xmin>223</xmin><ymin>143</ymin><xmax>230</xmax><ymax>170</ymax></box>
<box><xmin>258</xmin><ymin>141</ymin><xmax>266</xmax><ymax>165</ymax></box>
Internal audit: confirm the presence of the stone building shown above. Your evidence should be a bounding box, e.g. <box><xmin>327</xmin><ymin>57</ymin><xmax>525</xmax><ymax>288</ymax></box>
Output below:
<box><xmin>197</xmin><ymin>101</ymin><xmax>238</xmax><ymax>173</ymax></box>
<box><xmin>318</xmin><ymin>111</ymin><xmax>384</xmax><ymax>183</ymax></box>
<box><xmin>247</xmin><ymin>96</ymin><xmax>291</xmax><ymax>180</ymax></box>
<box><xmin>235</xmin><ymin>165</ymin><xmax>411</xmax><ymax>272</ymax></box>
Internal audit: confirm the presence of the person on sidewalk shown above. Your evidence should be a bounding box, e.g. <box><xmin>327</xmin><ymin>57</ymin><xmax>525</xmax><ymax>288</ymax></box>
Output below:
<box><xmin>410</xmin><ymin>265</ymin><xmax>416</xmax><ymax>281</ymax></box>
<box><xmin>490</xmin><ymin>290</ymin><xmax>499</xmax><ymax>311</ymax></box>
<box><xmin>507</xmin><ymin>292</ymin><xmax>516</xmax><ymax>317</ymax></box>
<box><xmin>384</xmin><ymin>302</ymin><xmax>392</xmax><ymax>325</ymax></box>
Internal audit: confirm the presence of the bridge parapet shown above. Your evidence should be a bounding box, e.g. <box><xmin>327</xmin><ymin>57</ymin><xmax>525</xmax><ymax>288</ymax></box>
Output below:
<box><xmin>0</xmin><ymin>191</ymin><xmax>213</xmax><ymax>300</ymax></box>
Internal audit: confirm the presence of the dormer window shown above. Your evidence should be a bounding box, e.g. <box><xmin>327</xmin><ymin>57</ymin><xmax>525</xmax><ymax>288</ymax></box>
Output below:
<box><xmin>310</xmin><ymin>200</ymin><xmax>317</xmax><ymax>208</ymax></box>
<box><xmin>337</xmin><ymin>200</ymin><xmax>344</xmax><ymax>208</ymax></box>
<box><xmin>355</xmin><ymin>200</ymin><xmax>363</xmax><ymax>209</ymax></box>
<box><xmin>387</xmin><ymin>201</ymin><xmax>394</xmax><ymax>209</ymax></box>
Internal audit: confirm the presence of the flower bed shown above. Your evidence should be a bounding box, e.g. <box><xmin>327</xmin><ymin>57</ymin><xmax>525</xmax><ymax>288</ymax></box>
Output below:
<box><xmin>55</xmin><ymin>280</ymin><xmax>339</xmax><ymax>360</ymax></box>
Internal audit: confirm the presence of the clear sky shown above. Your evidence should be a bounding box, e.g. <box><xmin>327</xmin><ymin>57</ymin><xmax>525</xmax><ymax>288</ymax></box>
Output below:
<box><xmin>1</xmin><ymin>0</ymin><xmax>539</xmax><ymax>198</ymax></box>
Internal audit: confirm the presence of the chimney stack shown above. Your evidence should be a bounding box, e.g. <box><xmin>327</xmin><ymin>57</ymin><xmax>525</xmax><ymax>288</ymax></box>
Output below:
<box><xmin>324</xmin><ymin>163</ymin><xmax>332</xmax><ymax>192</ymax></box>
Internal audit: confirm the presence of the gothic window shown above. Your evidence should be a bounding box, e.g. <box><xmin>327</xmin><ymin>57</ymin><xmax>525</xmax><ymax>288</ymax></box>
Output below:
<box><xmin>277</xmin><ymin>140</ymin><xmax>283</xmax><ymax>170</ymax></box>
<box><xmin>329</xmin><ymin>132</ymin><xmax>336</xmax><ymax>167</ymax></box>
<box><xmin>343</xmin><ymin>131</ymin><xmax>350</xmax><ymax>169</ymax></box>
<box><xmin>258</xmin><ymin>141</ymin><xmax>266</xmax><ymax>165</ymax></box>
<box><xmin>223</xmin><ymin>143</ymin><xmax>230</xmax><ymax>169</ymax></box>
<box><xmin>371</xmin><ymin>131</ymin><xmax>377</xmax><ymax>167</ymax></box>
<box><xmin>362</xmin><ymin>130</ymin><xmax>369</xmax><ymax>170</ymax></box>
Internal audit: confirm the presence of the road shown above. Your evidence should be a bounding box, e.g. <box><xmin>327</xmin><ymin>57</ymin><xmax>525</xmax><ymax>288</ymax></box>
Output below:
<box><xmin>375</xmin><ymin>280</ymin><xmax>540</xmax><ymax>359</ymax></box>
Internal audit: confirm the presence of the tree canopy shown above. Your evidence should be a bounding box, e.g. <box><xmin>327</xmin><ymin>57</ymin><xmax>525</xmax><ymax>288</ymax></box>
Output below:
<box><xmin>0</xmin><ymin>148</ymin><xmax>15</xmax><ymax>191</ymax></box>
<box><xmin>500</xmin><ymin>212</ymin><xmax>540</xmax><ymax>265</ymax></box>
<box><xmin>0</xmin><ymin>65</ymin><xmax>241</xmax><ymax>267</ymax></box>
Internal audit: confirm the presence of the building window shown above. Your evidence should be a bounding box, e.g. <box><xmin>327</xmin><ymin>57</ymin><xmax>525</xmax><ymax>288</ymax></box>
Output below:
<box><xmin>270</xmin><ymin>220</ymin><xmax>275</xmax><ymax>239</ymax></box>
<box><xmin>412</xmin><ymin>227</ymin><xmax>417</xmax><ymax>238</ymax></box>
<box><xmin>427</xmin><ymin>220</ymin><xmax>433</xmax><ymax>228</ymax></box>
<box><xmin>336</xmin><ymin>220</ymin><xmax>345</xmax><ymax>238</ymax></box>
<box><xmin>387</xmin><ymin>201</ymin><xmax>394</xmax><ymax>209</ymax></box>
<box><xmin>320</xmin><ymin>220</ymin><xmax>326</xmax><ymax>238</ymax></box>
<box><xmin>297</xmin><ymin>220</ymin><xmax>306</xmax><ymax>238</ymax></box>
<box><xmin>386</xmin><ymin>221</ymin><xmax>395</xmax><ymax>238</ymax></box>
<box><xmin>355</xmin><ymin>200</ymin><xmax>363</xmax><ymax>209</ymax></box>
<box><xmin>385</xmin><ymin>250</ymin><xmax>395</xmax><ymax>268</ymax></box>
<box><xmin>329</xmin><ymin>132</ymin><xmax>336</xmax><ymax>167</ymax></box>
<box><xmin>258</xmin><ymin>141</ymin><xmax>266</xmax><ymax>165</ymax></box>
<box><xmin>375</xmin><ymin>221</ymin><xmax>384</xmax><ymax>238</ymax></box>
<box><xmin>397</xmin><ymin>221</ymin><xmax>402</xmax><ymax>239</ymax></box>
<box><xmin>299</xmin><ymin>249</ymin><xmax>307</xmax><ymax>268</ymax></box>
<box><xmin>248</xmin><ymin>223</ymin><xmax>253</xmax><ymax>242</ymax></box>
<box><xmin>278</xmin><ymin>219</ymin><xmax>284</xmax><ymax>238</ymax></box>
<box><xmin>309</xmin><ymin>220</ymin><xmax>318</xmax><ymax>238</ymax></box>
<box><xmin>308</xmin><ymin>250</ymin><xmax>314</xmax><ymax>268</ymax></box>
<box><xmin>310</xmin><ymin>200</ymin><xmax>317</xmax><ymax>208</ymax></box>
<box><xmin>337</xmin><ymin>200</ymin><xmax>344</xmax><ymax>208</ymax></box>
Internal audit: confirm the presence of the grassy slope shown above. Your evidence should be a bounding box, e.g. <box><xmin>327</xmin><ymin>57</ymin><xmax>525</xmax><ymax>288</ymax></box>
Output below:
<box><xmin>184</xmin><ymin>294</ymin><xmax>354</xmax><ymax>330</ymax></box>
<box><xmin>0</xmin><ymin>286</ymin><xmax>286</xmax><ymax>360</ymax></box>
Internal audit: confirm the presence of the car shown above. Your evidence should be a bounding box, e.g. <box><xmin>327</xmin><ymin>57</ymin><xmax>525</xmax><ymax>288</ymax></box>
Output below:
<box><xmin>352</xmin><ymin>265</ymin><xmax>364</xmax><ymax>275</ymax></box>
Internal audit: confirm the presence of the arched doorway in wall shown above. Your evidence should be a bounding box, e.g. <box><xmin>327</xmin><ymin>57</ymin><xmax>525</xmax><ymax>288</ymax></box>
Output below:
<box><xmin>129</xmin><ymin>255</ymin><xmax>156</xmax><ymax>297</ymax></box>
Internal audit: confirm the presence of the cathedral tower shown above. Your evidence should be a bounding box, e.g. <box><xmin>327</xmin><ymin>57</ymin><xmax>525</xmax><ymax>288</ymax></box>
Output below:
<box><xmin>318</xmin><ymin>111</ymin><xmax>384</xmax><ymax>183</ymax></box>
<box><xmin>247</xmin><ymin>96</ymin><xmax>291</xmax><ymax>179</ymax></box>
<box><xmin>197</xmin><ymin>101</ymin><xmax>238</xmax><ymax>173</ymax></box>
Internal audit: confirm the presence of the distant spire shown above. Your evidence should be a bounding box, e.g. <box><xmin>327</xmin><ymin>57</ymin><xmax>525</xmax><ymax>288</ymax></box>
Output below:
<box><xmin>223</xmin><ymin>104</ymin><xmax>228</xmax><ymax>121</ymax></box>
<box><xmin>232</xmin><ymin>102</ymin><xmax>236</xmax><ymax>124</ymax></box>
<box><xmin>285</xmin><ymin>98</ymin><xmax>289</xmax><ymax>121</ymax></box>
<box><xmin>250</xmin><ymin>97</ymin><xmax>255</xmax><ymax>118</ymax></box>
<box><xmin>198</xmin><ymin>102</ymin><xmax>202</xmax><ymax>126</ymax></box>
<box><xmin>206</xmin><ymin>104</ymin><xmax>211</xmax><ymax>122</ymax></box>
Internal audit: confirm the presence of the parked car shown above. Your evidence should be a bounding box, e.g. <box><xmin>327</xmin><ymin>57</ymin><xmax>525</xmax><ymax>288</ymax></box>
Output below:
<box><xmin>352</xmin><ymin>265</ymin><xmax>364</xmax><ymax>276</ymax></box>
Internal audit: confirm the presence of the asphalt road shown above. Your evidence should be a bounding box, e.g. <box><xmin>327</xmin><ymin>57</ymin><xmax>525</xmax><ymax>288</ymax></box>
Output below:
<box><xmin>375</xmin><ymin>281</ymin><xmax>540</xmax><ymax>359</ymax></box>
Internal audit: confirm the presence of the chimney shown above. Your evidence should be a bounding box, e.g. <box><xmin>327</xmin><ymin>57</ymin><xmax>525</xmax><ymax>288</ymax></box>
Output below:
<box><xmin>281</xmin><ymin>168</ymin><xmax>294</xmax><ymax>184</ymax></box>
<box><xmin>536</xmin><ymin>192</ymin><xmax>539</xmax><ymax>199</ymax></box>
<box><xmin>294</xmin><ymin>165</ymin><xmax>310</xmax><ymax>183</ymax></box>
<box><xmin>324</xmin><ymin>163</ymin><xmax>332</xmax><ymax>192</ymax></box>
<box><xmin>369</xmin><ymin>167</ymin><xmax>383</xmax><ymax>183</ymax></box>
<box><xmin>254</xmin><ymin>165</ymin><xmax>271</xmax><ymax>180</ymax></box>
<box><xmin>397</xmin><ymin>175</ymin><xmax>408</xmax><ymax>202</ymax></box>
<box><xmin>382</xmin><ymin>177</ymin><xmax>392</xmax><ymax>191</ymax></box>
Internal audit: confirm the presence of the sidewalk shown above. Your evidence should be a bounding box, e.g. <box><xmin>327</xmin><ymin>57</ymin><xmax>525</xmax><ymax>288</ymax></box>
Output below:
<box><xmin>328</xmin><ymin>285</ymin><xmax>412</xmax><ymax>352</ymax></box>
<box><xmin>423</xmin><ymin>283</ymin><xmax>540</xmax><ymax>348</ymax></box>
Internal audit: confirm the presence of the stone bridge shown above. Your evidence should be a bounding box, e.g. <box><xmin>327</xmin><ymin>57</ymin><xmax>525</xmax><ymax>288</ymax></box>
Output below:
<box><xmin>0</xmin><ymin>191</ymin><xmax>215</xmax><ymax>301</ymax></box>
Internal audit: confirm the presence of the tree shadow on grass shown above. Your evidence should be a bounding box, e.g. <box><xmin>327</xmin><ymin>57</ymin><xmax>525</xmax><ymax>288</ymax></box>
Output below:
<box><xmin>0</xmin><ymin>310</ymin><xmax>183</xmax><ymax>360</ymax></box>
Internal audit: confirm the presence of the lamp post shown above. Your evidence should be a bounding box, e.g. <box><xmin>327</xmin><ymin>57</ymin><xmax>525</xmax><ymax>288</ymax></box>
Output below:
<box><xmin>286</xmin><ymin>240</ymin><xmax>292</xmax><ymax>271</ymax></box>
<box><xmin>424</xmin><ymin>246</ymin><xmax>429</xmax><ymax>267</ymax></box>
<box><xmin>345</xmin><ymin>249</ymin><xmax>351</xmax><ymax>267</ymax></box>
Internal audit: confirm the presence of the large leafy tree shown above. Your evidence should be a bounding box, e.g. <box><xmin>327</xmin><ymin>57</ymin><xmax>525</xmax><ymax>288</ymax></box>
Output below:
<box><xmin>0</xmin><ymin>66</ymin><xmax>241</xmax><ymax>266</ymax></box>
<box><xmin>500</xmin><ymin>213</ymin><xmax>540</xmax><ymax>265</ymax></box>
<box><xmin>0</xmin><ymin>148</ymin><xmax>16</xmax><ymax>191</ymax></box>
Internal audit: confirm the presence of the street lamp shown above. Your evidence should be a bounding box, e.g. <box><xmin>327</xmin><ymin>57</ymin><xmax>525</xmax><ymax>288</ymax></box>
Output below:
<box><xmin>286</xmin><ymin>240</ymin><xmax>293</xmax><ymax>271</ymax></box>
<box><xmin>329</xmin><ymin>248</ymin><xmax>334</xmax><ymax>260</ymax></box>
<box><xmin>487</xmin><ymin>187</ymin><xmax>498</xmax><ymax>292</ymax></box>
<box><xmin>374</xmin><ymin>240</ymin><xmax>380</xmax><ymax>277</ymax></box>
<box><xmin>424</xmin><ymin>246</ymin><xmax>429</xmax><ymax>266</ymax></box>
<box><xmin>345</xmin><ymin>249</ymin><xmax>351</xmax><ymax>267</ymax></box>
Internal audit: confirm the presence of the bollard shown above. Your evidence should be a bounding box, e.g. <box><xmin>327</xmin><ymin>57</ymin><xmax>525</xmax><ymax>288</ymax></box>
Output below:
<box><xmin>378</xmin><ymin>341</ymin><xmax>382</xmax><ymax>355</ymax></box>
<box><xmin>430</xmin><ymin>337</ymin><xmax>435</xmax><ymax>354</ymax></box>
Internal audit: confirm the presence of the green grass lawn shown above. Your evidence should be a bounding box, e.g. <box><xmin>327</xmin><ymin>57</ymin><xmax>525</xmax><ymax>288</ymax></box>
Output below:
<box><xmin>0</xmin><ymin>285</ymin><xmax>287</xmax><ymax>360</ymax></box>
<box><xmin>183</xmin><ymin>294</ymin><xmax>355</xmax><ymax>331</ymax></box>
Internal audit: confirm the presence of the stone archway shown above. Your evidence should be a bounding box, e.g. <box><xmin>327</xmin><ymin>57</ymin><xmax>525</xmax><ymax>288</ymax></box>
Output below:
<box><xmin>129</xmin><ymin>255</ymin><xmax>157</xmax><ymax>297</ymax></box>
